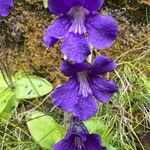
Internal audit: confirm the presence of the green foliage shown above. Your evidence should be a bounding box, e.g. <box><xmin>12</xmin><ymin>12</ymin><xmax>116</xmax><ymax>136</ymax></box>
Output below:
<box><xmin>102</xmin><ymin>62</ymin><xmax>150</xmax><ymax>150</ymax></box>
<box><xmin>0</xmin><ymin>89</ymin><xmax>19</xmax><ymax>122</ymax></box>
<box><xmin>140</xmin><ymin>75</ymin><xmax>150</xmax><ymax>95</ymax></box>
<box><xmin>85</xmin><ymin>117</ymin><xmax>117</xmax><ymax>150</ymax></box>
<box><xmin>14</xmin><ymin>74</ymin><xmax>53</xmax><ymax>99</ymax></box>
<box><xmin>0</xmin><ymin>73</ymin><xmax>14</xmax><ymax>93</ymax></box>
<box><xmin>85</xmin><ymin>117</ymin><xmax>106</xmax><ymax>135</ymax></box>
<box><xmin>0</xmin><ymin>73</ymin><xmax>53</xmax><ymax>122</ymax></box>
<box><xmin>26</xmin><ymin>111</ymin><xmax>66</xmax><ymax>150</ymax></box>
<box><xmin>0</xmin><ymin>73</ymin><xmax>8</xmax><ymax>89</ymax></box>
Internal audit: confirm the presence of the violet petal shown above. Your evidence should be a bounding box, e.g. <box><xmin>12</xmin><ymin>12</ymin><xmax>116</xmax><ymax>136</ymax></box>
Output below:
<box><xmin>43</xmin><ymin>37</ymin><xmax>58</xmax><ymax>48</ymax></box>
<box><xmin>85</xmin><ymin>14</ymin><xmax>118</xmax><ymax>49</ymax></box>
<box><xmin>43</xmin><ymin>16</ymin><xmax>71</xmax><ymax>47</ymax></box>
<box><xmin>85</xmin><ymin>134</ymin><xmax>106</xmax><ymax>150</ymax></box>
<box><xmin>48</xmin><ymin>0</ymin><xmax>78</xmax><ymax>14</ymax></box>
<box><xmin>53</xmin><ymin>136</ymin><xmax>75</xmax><ymax>150</ymax></box>
<box><xmin>52</xmin><ymin>77</ymin><xmax>79</xmax><ymax>112</ymax></box>
<box><xmin>61</xmin><ymin>33</ymin><xmax>91</xmax><ymax>62</ymax></box>
<box><xmin>73</xmin><ymin>94</ymin><xmax>98</xmax><ymax>121</ymax></box>
<box><xmin>89</xmin><ymin>75</ymin><xmax>118</xmax><ymax>103</ymax></box>
<box><xmin>92</xmin><ymin>55</ymin><xmax>116</xmax><ymax>75</ymax></box>
<box><xmin>61</xmin><ymin>61</ymin><xmax>91</xmax><ymax>77</ymax></box>
<box><xmin>0</xmin><ymin>0</ymin><xmax>13</xmax><ymax>16</ymax></box>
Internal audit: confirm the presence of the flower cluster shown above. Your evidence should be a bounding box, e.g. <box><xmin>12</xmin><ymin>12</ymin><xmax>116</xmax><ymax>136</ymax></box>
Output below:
<box><xmin>44</xmin><ymin>0</ymin><xmax>119</xmax><ymax>149</ymax></box>
<box><xmin>1</xmin><ymin>0</ymin><xmax>119</xmax><ymax>149</ymax></box>
<box><xmin>45</xmin><ymin>0</ymin><xmax>119</xmax><ymax>120</ymax></box>
<box><xmin>0</xmin><ymin>0</ymin><xmax>13</xmax><ymax>17</ymax></box>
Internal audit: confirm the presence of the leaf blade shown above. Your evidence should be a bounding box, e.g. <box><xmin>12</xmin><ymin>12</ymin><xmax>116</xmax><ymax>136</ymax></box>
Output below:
<box><xmin>14</xmin><ymin>75</ymin><xmax>53</xmax><ymax>99</ymax></box>
<box><xmin>26</xmin><ymin>111</ymin><xmax>66</xmax><ymax>149</ymax></box>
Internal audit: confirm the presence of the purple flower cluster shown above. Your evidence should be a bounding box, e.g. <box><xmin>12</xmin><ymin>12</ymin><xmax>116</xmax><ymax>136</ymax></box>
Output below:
<box><xmin>0</xmin><ymin>0</ymin><xmax>119</xmax><ymax>149</ymax></box>
<box><xmin>0</xmin><ymin>0</ymin><xmax>13</xmax><ymax>16</ymax></box>
<box><xmin>43</xmin><ymin>0</ymin><xmax>118</xmax><ymax>62</ymax></box>
<box><xmin>44</xmin><ymin>0</ymin><xmax>119</xmax><ymax>121</ymax></box>
<box><xmin>53</xmin><ymin>116</ymin><xmax>106</xmax><ymax>150</ymax></box>
<box><xmin>46</xmin><ymin>1</ymin><xmax>119</xmax><ymax>149</ymax></box>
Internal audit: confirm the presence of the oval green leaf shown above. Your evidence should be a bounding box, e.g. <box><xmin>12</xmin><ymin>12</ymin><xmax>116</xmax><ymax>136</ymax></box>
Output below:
<box><xmin>14</xmin><ymin>75</ymin><xmax>53</xmax><ymax>99</ymax></box>
<box><xmin>0</xmin><ymin>89</ymin><xmax>19</xmax><ymax>122</ymax></box>
<box><xmin>0</xmin><ymin>73</ymin><xmax>15</xmax><ymax>93</ymax></box>
<box><xmin>0</xmin><ymin>73</ymin><xmax>9</xmax><ymax>89</ymax></box>
<box><xmin>26</xmin><ymin>111</ymin><xmax>66</xmax><ymax>149</ymax></box>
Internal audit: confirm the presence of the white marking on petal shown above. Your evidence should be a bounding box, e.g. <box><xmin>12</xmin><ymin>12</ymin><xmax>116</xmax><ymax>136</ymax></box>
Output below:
<box><xmin>77</xmin><ymin>71</ymin><xmax>92</xmax><ymax>97</ymax></box>
<box><xmin>68</xmin><ymin>6</ymin><xmax>89</xmax><ymax>35</ymax></box>
<box><xmin>75</xmin><ymin>136</ymin><xmax>85</xmax><ymax>150</ymax></box>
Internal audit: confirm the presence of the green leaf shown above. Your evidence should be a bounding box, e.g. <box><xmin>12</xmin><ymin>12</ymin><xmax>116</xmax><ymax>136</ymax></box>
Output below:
<box><xmin>0</xmin><ymin>73</ymin><xmax>8</xmax><ymax>88</ymax></box>
<box><xmin>0</xmin><ymin>73</ymin><xmax>13</xmax><ymax>93</ymax></box>
<box><xmin>85</xmin><ymin>117</ymin><xmax>106</xmax><ymax>135</ymax></box>
<box><xmin>26</xmin><ymin>111</ymin><xmax>66</xmax><ymax>149</ymax></box>
<box><xmin>14</xmin><ymin>74</ymin><xmax>53</xmax><ymax>99</ymax></box>
<box><xmin>85</xmin><ymin>117</ymin><xmax>117</xmax><ymax>150</ymax></box>
<box><xmin>103</xmin><ymin>142</ymin><xmax>117</xmax><ymax>150</ymax></box>
<box><xmin>0</xmin><ymin>89</ymin><xmax>19</xmax><ymax>122</ymax></box>
<box><xmin>140</xmin><ymin>75</ymin><xmax>150</xmax><ymax>94</ymax></box>
<box><xmin>43</xmin><ymin>0</ymin><xmax>48</xmax><ymax>8</ymax></box>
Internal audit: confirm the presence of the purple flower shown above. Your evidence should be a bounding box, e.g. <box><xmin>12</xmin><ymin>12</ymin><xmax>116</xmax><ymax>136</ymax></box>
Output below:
<box><xmin>43</xmin><ymin>0</ymin><xmax>118</xmax><ymax>63</ymax></box>
<box><xmin>52</xmin><ymin>55</ymin><xmax>118</xmax><ymax>120</ymax></box>
<box><xmin>0</xmin><ymin>0</ymin><xmax>14</xmax><ymax>16</ymax></box>
<box><xmin>53</xmin><ymin>116</ymin><xmax>106</xmax><ymax>150</ymax></box>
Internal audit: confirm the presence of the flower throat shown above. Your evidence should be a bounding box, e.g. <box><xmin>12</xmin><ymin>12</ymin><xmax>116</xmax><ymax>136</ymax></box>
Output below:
<box><xmin>68</xmin><ymin>6</ymin><xmax>89</xmax><ymax>35</ymax></box>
